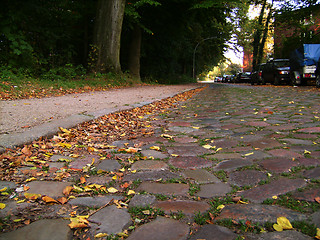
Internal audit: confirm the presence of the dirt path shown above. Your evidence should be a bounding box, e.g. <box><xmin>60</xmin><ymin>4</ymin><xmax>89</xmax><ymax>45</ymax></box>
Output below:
<box><xmin>0</xmin><ymin>84</ymin><xmax>199</xmax><ymax>135</ymax></box>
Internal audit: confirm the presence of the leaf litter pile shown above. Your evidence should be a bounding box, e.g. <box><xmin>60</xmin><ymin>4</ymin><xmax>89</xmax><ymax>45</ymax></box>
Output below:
<box><xmin>0</xmin><ymin>87</ymin><xmax>204</xmax><ymax>238</ymax></box>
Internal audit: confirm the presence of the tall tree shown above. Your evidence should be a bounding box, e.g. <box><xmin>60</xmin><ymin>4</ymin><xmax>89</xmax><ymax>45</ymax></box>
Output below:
<box><xmin>252</xmin><ymin>0</ymin><xmax>267</xmax><ymax>70</ymax></box>
<box><xmin>123</xmin><ymin>0</ymin><xmax>160</xmax><ymax>80</ymax></box>
<box><xmin>93</xmin><ymin>0</ymin><xmax>126</xmax><ymax>73</ymax></box>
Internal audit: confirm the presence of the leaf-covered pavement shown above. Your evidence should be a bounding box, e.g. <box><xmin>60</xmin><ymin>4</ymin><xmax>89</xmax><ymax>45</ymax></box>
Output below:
<box><xmin>0</xmin><ymin>84</ymin><xmax>320</xmax><ymax>239</ymax></box>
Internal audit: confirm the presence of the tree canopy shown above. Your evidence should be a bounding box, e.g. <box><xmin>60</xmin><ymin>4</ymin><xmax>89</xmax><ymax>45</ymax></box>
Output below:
<box><xmin>0</xmin><ymin>0</ymin><xmax>241</xmax><ymax>83</ymax></box>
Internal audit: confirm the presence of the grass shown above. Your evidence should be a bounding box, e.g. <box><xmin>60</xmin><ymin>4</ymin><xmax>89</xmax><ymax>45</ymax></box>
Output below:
<box><xmin>0</xmin><ymin>71</ymin><xmax>148</xmax><ymax>100</ymax></box>
<box><xmin>128</xmin><ymin>206</ymin><xmax>165</xmax><ymax>222</ymax></box>
<box><xmin>263</xmin><ymin>193</ymin><xmax>320</xmax><ymax>213</ymax></box>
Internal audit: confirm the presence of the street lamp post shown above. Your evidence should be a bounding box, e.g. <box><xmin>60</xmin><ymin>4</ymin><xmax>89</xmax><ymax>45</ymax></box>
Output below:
<box><xmin>193</xmin><ymin>37</ymin><xmax>218</xmax><ymax>81</ymax></box>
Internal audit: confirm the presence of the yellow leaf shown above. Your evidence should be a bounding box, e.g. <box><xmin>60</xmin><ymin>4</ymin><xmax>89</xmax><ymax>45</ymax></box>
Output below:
<box><xmin>150</xmin><ymin>146</ymin><xmax>160</xmax><ymax>151</ymax></box>
<box><xmin>171</xmin><ymin>154</ymin><xmax>179</xmax><ymax>157</ymax></box>
<box><xmin>277</xmin><ymin>216</ymin><xmax>293</xmax><ymax>230</ymax></box>
<box><xmin>72</xmin><ymin>185</ymin><xmax>84</xmax><ymax>193</ymax></box>
<box><xmin>304</xmin><ymin>150</ymin><xmax>311</xmax><ymax>154</ymax></box>
<box><xmin>161</xmin><ymin>134</ymin><xmax>174</xmax><ymax>139</ymax></box>
<box><xmin>272</xmin><ymin>196</ymin><xmax>278</xmax><ymax>199</ymax></box>
<box><xmin>0</xmin><ymin>203</ymin><xmax>6</xmax><ymax>209</ymax></box>
<box><xmin>119</xmin><ymin>167</ymin><xmax>126</xmax><ymax>172</ymax></box>
<box><xmin>238</xmin><ymin>200</ymin><xmax>248</xmax><ymax>204</ymax></box>
<box><xmin>192</xmin><ymin>126</ymin><xmax>200</xmax><ymax>129</ymax></box>
<box><xmin>244</xmin><ymin>152</ymin><xmax>254</xmax><ymax>156</ymax></box>
<box><xmin>0</xmin><ymin>187</ymin><xmax>7</xmax><ymax>192</ymax></box>
<box><xmin>130</xmin><ymin>170</ymin><xmax>137</xmax><ymax>173</ymax></box>
<box><xmin>202</xmin><ymin>145</ymin><xmax>212</xmax><ymax>149</ymax></box>
<box><xmin>107</xmin><ymin>187</ymin><xmax>118</xmax><ymax>193</ymax></box>
<box><xmin>142</xmin><ymin>210</ymin><xmax>150</xmax><ymax>215</ymax></box>
<box><xmin>97</xmin><ymin>169</ymin><xmax>105</xmax><ymax>174</ymax></box>
<box><xmin>59</xmin><ymin>127</ymin><xmax>71</xmax><ymax>134</ymax></box>
<box><xmin>26</xmin><ymin>177</ymin><xmax>37</xmax><ymax>182</ymax></box>
<box><xmin>95</xmin><ymin>233</ymin><xmax>109</xmax><ymax>238</ymax></box>
<box><xmin>24</xmin><ymin>192</ymin><xmax>41</xmax><ymax>200</ymax></box>
<box><xmin>315</xmin><ymin>228</ymin><xmax>320</xmax><ymax>239</ymax></box>
<box><xmin>16</xmin><ymin>200</ymin><xmax>25</xmax><ymax>204</ymax></box>
<box><xmin>216</xmin><ymin>148</ymin><xmax>222</xmax><ymax>152</ymax></box>
<box><xmin>217</xmin><ymin>204</ymin><xmax>225</xmax><ymax>210</ymax></box>
<box><xmin>68</xmin><ymin>216</ymin><xmax>89</xmax><ymax>229</ymax></box>
<box><xmin>112</xmin><ymin>175</ymin><xmax>118</xmax><ymax>180</ymax></box>
<box><xmin>13</xmin><ymin>219</ymin><xmax>23</xmax><ymax>222</ymax></box>
<box><xmin>58</xmin><ymin>142</ymin><xmax>72</xmax><ymax>149</ymax></box>
<box><xmin>127</xmin><ymin>190</ymin><xmax>135</xmax><ymax>195</ymax></box>
<box><xmin>273</xmin><ymin>223</ymin><xmax>283</xmax><ymax>231</ymax></box>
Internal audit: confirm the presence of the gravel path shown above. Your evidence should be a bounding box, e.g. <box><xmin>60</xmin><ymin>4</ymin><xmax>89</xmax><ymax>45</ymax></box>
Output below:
<box><xmin>0</xmin><ymin>84</ymin><xmax>198</xmax><ymax>134</ymax></box>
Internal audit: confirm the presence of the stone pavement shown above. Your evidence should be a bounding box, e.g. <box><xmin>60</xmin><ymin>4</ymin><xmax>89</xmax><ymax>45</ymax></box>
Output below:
<box><xmin>0</xmin><ymin>83</ymin><xmax>320</xmax><ymax>239</ymax></box>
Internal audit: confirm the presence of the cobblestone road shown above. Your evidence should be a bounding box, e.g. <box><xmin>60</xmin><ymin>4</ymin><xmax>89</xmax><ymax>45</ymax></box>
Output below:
<box><xmin>1</xmin><ymin>83</ymin><xmax>320</xmax><ymax>240</ymax></box>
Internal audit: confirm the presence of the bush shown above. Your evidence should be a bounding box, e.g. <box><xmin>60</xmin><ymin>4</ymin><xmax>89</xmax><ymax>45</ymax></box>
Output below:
<box><xmin>40</xmin><ymin>64</ymin><xmax>86</xmax><ymax>81</ymax></box>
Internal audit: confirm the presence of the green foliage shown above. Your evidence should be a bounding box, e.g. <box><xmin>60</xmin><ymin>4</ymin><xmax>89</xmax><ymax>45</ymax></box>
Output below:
<box><xmin>40</xmin><ymin>64</ymin><xmax>86</xmax><ymax>81</ymax></box>
<box><xmin>263</xmin><ymin>194</ymin><xmax>320</xmax><ymax>213</ymax></box>
<box><xmin>194</xmin><ymin>211</ymin><xmax>209</xmax><ymax>225</ymax></box>
<box><xmin>0</xmin><ymin>0</ymin><xmax>238</xmax><ymax>84</ymax></box>
<box><xmin>128</xmin><ymin>206</ymin><xmax>165</xmax><ymax>221</ymax></box>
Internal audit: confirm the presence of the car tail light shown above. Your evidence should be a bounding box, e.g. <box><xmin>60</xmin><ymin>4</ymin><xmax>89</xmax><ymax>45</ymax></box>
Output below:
<box><xmin>259</xmin><ymin>72</ymin><xmax>262</xmax><ymax>76</ymax></box>
<box><xmin>279</xmin><ymin>71</ymin><xmax>289</xmax><ymax>74</ymax></box>
<box><xmin>303</xmin><ymin>73</ymin><xmax>311</xmax><ymax>78</ymax></box>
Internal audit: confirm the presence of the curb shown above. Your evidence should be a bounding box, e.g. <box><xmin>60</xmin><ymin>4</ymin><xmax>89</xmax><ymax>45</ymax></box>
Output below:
<box><xmin>0</xmin><ymin>86</ymin><xmax>201</xmax><ymax>153</ymax></box>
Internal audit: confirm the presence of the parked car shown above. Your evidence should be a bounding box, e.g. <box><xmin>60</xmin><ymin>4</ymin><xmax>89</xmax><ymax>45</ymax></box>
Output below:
<box><xmin>236</xmin><ymin>72</ymin><xmax>251</xmax><ymax>83</ymax></box>
<box><xmin>290</xmin><ymin>44</ymin><xmax>320</xmax><ymax>86</ymax></box>
<box><xmin>250</xmin><ymin>63</ymin><xmax>266</xmax><ymax>85</ymax></box>
<box><xmin>222</xmin><ymin>75</ymin><xmax>232</xmax><ymax>83</ymax></box>
<box><xmin>315</xmin><ymin>60</ymin><xmax>320</xmax><ymax>88</ymax></box>
<box><xmin>261</xmin><ymin>59</ymin><xmax>291</xmax><ymax>85</ymax></box>
<box><xmin>215</xmin><ymin>76</ymin><xmax>223</xmax><ymax>82</ymax></box>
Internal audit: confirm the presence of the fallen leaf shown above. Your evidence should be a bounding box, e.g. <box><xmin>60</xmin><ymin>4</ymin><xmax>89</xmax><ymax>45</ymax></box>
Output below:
<box><xmin>121</xmin><ymin>182</ymin><xmax>130</xmax><ymax>189</ymax></box>
<box><xmin>142</xmin><ymin>210</ymin><xmax>150</xmax><ymax>215</ymax></box>
<box><xmin>57</xmin><ymin>197</ymin><xmax>68</xmax><ymax>204</ymax></box>
<box><xmin>22</xmin><ymin>146</ymin><xmax>32</xmax><ymax>156</ymax></box>
<box><xmin>107</xmin><ymin>187</ymin><xmax>118</xmax><ymax>193</ymax></box>
<box><xmin>63</xmin><ymin>186</ymin><xmax>73</xmax><ymax>196</ymax></box>
<box><xmin>68</xmin><ymin>216</ymin><xmax>89</xmax><ymax>229</ymax></box>
<box><xmin>217</xmin><ymin>205</ymin><xmax>225</xmax><ymax>210</ymax></box>
<box><xmin>161</xmin><ymin>134</ymin><xmax>174</xmax><ymax>139</ymax></box>
<box><xmin>95</xmin><ymin>233</ymin><xmax>108</xmax><ymax>238</ymax></box>
<box><xmin>243</xmin><ymin>152</ymin><xmax>254</xmax><ymax>156</ymax></box>
<box><xmin>150</xmin><ymin>146</ymin><xmax>160</xmax><ymax>151</ymax></box>
<box><xmin>26</xmin><ymin>177</ymin><xmax>37</xmax><ymax>182</ymax></box>
<box><xmin>80</xmin><ymin>176</ymin><xmax>86</xmax><ymax>184</ymax></box>
<box><xmin>316</xmin><ymin>228</ymin><xmax>320</xmax><ymax>239</ymax></box>
<box><xmin>0</xmin><ymin>203</ymin><xmax>6</xmax><ymax>209</ymax></box>
<box><xmin>59</xmin><ymin>127</ymin><xmax>71</xmax><ymax>135</ymax></box>
<box><xmin>0</xmin><ymin>187</ymin><xmax>7</xmax><ymax>192</ymax></box>
<box><xmin>273</xmin><ymin>217</ymin><xmax>293</xmax><ymax>231</ymax></box>
<box><xmin>42</xmin><ymin>196</ymin><xmax>58</xmax><ymax>204</ymax></box>
<box><xmin>304</xmin><ymin>150</ymin><xmax>311</xmax><ymax>154</ymax></box>
<box><xmin>127</xmin><ymin>190</ymin><xmax>135</xmax><ymax>195</ymax></box>
<box><xmin>24</xmin><ymin>192</ymin><xmax>41</xmax><ymax>200</ymax></box>
<box><xmin>202</xmin><ymin>144</ymin><xmax>212</xmax><ymax>149</ymax></box>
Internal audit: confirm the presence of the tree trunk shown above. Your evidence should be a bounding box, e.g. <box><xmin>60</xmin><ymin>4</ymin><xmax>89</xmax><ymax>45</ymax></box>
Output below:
<box><xmin>258</xmin><ymin>3</ymin><xmax>273</xmax><ymax>65</ymax></box>
<box><xmin>128</xmin><ymin>23</ymin><xmax>141</xmax><ymax>80</ymax></box>
<box><xmin>252</xmin><ymin>0</ymin><xmax>267</xmax><ymax>70</ymax></box>
<box><xmin>93</xmin><ymin>0</ymin><xmax>126</xmax><ymax>73</ymax></box>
